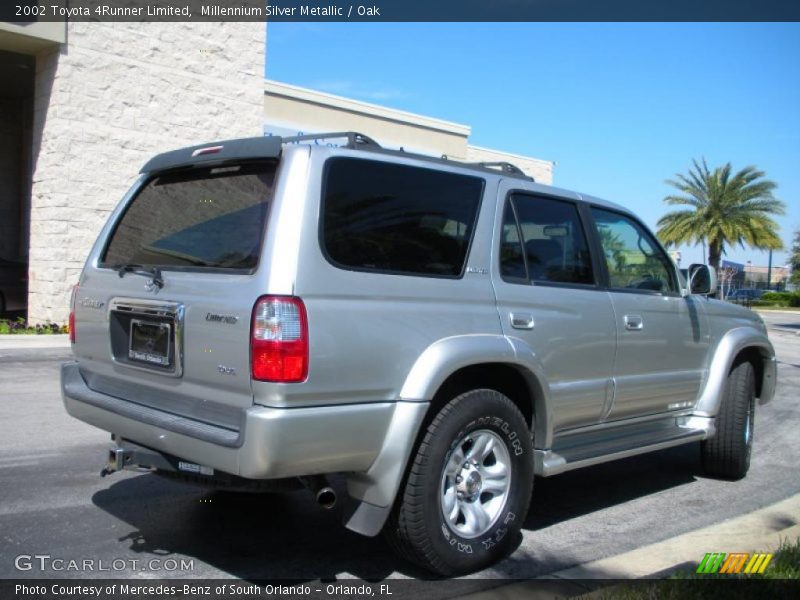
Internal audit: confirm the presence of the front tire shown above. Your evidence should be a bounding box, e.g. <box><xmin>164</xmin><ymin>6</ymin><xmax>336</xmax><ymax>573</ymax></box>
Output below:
<box><xmin>701</xmin><ymin>360</ymin><xmax>756</xmax><ymax>480</ymax></box>
<box><xmin>385</xmin><ymin>389</ymin><xmax>534</xmax><ymax>576</ymax></box>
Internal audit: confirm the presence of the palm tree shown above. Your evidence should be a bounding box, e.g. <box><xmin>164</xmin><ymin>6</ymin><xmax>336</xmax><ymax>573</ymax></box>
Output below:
<box><xmin>657</xmin><ymin>159</ymin><xmax>785</xmax><ymax>271</ymax></box>
<box><xmin>790</xmin><ymin>229</ymin><xmax>800</xmax><ymax>285</ymax></box>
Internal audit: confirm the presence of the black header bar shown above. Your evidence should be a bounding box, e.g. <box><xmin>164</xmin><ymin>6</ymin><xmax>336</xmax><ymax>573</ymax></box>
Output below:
<box><xmin>3</xmin><ymin>0</ymin><xmax>800</xmax><ymax>22</ymax></box>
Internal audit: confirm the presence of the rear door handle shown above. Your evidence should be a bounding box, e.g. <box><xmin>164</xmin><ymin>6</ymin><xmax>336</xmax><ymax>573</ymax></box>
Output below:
<box><xmin>624</xmin><ymin>314</ymin><xmax>643</xmax><ymax>330</ymax></box>
<box><xmin>510</xmin><ymin>313</ymin><xmax>534</xmax><ymax>330</ymax></box>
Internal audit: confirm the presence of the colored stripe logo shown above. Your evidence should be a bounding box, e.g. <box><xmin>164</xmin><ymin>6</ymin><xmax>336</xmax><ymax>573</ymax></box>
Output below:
<box><xmin>697</xmin><ymin>552</ymin><xmax>773</xmax><ymax>574</ymax></box>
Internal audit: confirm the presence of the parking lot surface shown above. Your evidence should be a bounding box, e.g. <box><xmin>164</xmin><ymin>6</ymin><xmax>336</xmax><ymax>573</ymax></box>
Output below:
<box><xmin>0</xmin><ymin>311</ymin><xmax>798</xmax><ymax>594</ymax></box>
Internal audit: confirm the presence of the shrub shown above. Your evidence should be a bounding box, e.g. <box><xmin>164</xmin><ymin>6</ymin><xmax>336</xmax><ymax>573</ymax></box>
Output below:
<box><xmin>0</xmin><ymin>318</ymin><xmax>69</xmax><ymax>335</ymax></box>
<box><xmin>750</xmin><ymin>300</ymin><xmax>776</xmax><ymax>307</ymax></box>
<box><xmin>761</xmin><ymin>291</ymin><xmax>792</xmax><ymax>303</ymax></box>
<box><xmin>752</xmin><ymin>291</ymin><xmax>800</xmax><ymax>308</ymax></box>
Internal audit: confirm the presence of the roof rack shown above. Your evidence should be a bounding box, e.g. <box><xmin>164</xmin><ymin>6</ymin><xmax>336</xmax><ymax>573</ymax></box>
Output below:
<box><xmin>281</xmin><ymin>131</ymin><xmax>381</xmax><ymax>150</ymax></box>
<box><xmin>467</xmin><ymin>161</ymin><xmax>530</xmax><ymax>178</ymax></box>
<box><xmin>280</xmin><ymin>131</ymin><xmax>534</xmax><ymax>181</ymax></box>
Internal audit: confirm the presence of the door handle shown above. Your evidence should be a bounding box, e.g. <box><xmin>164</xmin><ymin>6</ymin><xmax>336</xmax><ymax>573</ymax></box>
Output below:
<box><xmin>624</xmin><ymin>314</ymin><xmax>643</xmax><ymax>331</ymax></box>
<box><xmin>510</xmin><ymin>313</ymin><xmax>535</xmax><ymax>330</ymax></box>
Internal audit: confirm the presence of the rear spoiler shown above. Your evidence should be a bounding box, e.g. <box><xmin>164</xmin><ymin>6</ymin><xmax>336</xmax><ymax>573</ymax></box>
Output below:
<box><xmin>139</xmin><ymin>136</ymin><xmax>283</xmax><ymax>173</ymax></box>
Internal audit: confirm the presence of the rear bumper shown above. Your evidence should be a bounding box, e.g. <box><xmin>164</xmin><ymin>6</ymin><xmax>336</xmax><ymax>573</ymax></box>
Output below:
<box><xmin>61</xmin><ymin>361</ymin><xmax>397</xmax><ymax>479</ymax></box>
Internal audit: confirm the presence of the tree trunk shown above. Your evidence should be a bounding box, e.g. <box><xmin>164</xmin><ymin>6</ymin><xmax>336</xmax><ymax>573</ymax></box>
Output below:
<box><xmin>708</xmin><ymin>239</ymin><xmax>723</xmax><ymax>271</ymax></box>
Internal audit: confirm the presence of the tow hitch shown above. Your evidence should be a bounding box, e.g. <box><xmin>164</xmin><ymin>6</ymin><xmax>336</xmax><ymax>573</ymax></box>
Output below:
<box><xmin>100</xmin><ymin>447</ymin><xmax>134</xmax><ymax>477</ymax></box>
<box><xmin>99</xmin><ymin>437</ymin><xmax>175</xmax><ymax>477</ymax></box>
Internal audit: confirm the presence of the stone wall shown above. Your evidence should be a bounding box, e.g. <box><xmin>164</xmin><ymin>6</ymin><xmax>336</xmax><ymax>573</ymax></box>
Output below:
<box><xmin>28</xmin><ymin>22</ymin><xmax>266</xmax><ymax>323</ymax></box>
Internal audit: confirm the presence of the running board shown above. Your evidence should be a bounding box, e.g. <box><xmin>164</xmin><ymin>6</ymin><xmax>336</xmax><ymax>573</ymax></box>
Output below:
<box><xmin>535</xmin><ymin>415</ymin><xmax>714</xmax><ymax>477</ymax></box>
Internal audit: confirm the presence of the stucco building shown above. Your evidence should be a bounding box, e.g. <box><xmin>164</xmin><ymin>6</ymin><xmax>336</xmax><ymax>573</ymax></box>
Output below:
<box><xmin>263</xmin><ymin>80</ymin><xmax>554</xmax><ymax>184</ymax></box>
<box><xmin>1</xmin><ymin>23</ymin><xmax>552</xmax><ymax>324</ymax></box>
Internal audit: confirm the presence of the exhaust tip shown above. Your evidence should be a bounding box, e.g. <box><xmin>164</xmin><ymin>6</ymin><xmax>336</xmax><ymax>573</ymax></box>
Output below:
<box><xmin>316</xmin><ymin>487</ymin><xmax>337</xmax><ymax>510</ymax></box>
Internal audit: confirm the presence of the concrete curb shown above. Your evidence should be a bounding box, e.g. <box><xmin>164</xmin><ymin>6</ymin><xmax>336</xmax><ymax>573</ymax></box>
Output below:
<box><xmin>547</xmin><ymin>493</ymin><xmax>800</xmax><ymax>580</ymax></box>
<box><xmin>0</xmin><ymin>334</ymin><xmax>71</xmax><ymax>350</ymax></box>
<box><xmin>461</xmin><ymin>493</ymin><xmax>800</xmax><ymax>599</ymax></box>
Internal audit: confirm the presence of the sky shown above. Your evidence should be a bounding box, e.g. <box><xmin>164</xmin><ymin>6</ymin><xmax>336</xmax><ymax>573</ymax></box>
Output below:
<box><xmin>266</xmin><ymin>23</ymin><xmax>799</xmax><ymax>269</ymax></box>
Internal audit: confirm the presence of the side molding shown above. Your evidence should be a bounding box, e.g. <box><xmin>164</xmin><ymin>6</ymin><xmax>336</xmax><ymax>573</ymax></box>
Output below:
<box><xmin>694</xmin><ymin>327</ymin><xmax>776</xmax><ymax>417</ymax></box>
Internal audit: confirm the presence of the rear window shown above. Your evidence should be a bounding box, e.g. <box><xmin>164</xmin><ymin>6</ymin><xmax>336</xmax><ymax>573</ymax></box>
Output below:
<box><xmin>101</xmin><ymin>163</ymin><xmax>275</xmax><ymax>271</ymax></box>
<box><xmin>322</xmin><ymin>158</ymin><xmax>484</xmax><ymax>277</ymax></box>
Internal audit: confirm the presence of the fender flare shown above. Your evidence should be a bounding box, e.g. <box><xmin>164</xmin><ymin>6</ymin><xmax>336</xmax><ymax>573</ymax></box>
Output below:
<box><xmin>344</xmin><ymin>334</ymin><xmax>551</xmax><ymax>536</ymax></box>
<box><xmin>399</xmin><ymin>333</ymin><xmax>552</xmax><ymax>443</ymax></box>
<box><xmin>694</xmin><ymin>326</ymin><xmax>776</xmax><ymax>417</ymax></box>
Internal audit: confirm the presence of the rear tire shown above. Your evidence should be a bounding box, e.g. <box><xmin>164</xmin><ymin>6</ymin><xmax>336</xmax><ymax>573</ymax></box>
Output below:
<box><xmin>701</xmin><ymin>360</ymin><xmax>756</xmax><ymax>480</ymax></box>
<box><xmin>385</xmin><ymin>389</ymin><xmax>534</xmax><ymax>576</ymax></box>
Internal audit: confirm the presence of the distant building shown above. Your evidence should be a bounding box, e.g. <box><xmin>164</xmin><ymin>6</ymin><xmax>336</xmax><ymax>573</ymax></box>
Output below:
<box><xmin>264</xmin><ymin>80</ymin><xmax>554</xmax><ymax>183</ymax></box>
<box><xmin>721</xmin><ymin>259</ymin><xmax>790</xmax><ymax>289</ymax></box>
<box><xmin>744</xmin><ymin>264</ymin><xmax>790</xmax><ymax>287</ymax></box>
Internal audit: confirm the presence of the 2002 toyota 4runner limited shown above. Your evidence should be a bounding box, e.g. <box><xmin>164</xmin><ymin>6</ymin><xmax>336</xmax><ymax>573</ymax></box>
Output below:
<box><xmin>62</xmin><ymin>132</ymin><xmax>777</xmax><ymax>575</ymax></box>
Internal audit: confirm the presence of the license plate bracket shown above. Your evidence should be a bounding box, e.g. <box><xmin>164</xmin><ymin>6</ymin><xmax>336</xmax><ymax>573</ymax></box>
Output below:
<box><xmin>128</xmin><ymin>319</ymin><xmax>172</xmax><ymax>367</ymax></box>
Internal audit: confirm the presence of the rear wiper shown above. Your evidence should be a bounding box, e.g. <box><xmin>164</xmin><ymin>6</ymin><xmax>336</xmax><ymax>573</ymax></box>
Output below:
<box><xmin>113</xmin><ymin>264</ymin><xmax>164</xmax><ymax>289</ymax></box>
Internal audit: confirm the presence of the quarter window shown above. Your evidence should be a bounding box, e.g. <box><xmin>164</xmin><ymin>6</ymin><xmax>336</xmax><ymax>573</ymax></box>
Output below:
<box><xmin>591</xmin><ymin>208</ymin><xmax>679</xmax><ymax>294</ymax></box>
<box><xmin>322</xmin><ymin>158</ymin><xmax>484</xmax><ymax>277</ymax></box>
<box><xmin>500</xmin><ymin>194</ymin><xmax>594</xmax><ymax>285</ymax></box>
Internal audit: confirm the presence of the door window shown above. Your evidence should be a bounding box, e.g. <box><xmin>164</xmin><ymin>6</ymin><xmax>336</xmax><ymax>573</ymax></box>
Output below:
<box><xmin>591</xmin><ymin>208</ymin><xmax>679</xmax><ymax>294</ymax></box>
<box><xmin>500</xmin><ymin>194</ymin><xmax>595</xmax><ymax>285</ymax></box>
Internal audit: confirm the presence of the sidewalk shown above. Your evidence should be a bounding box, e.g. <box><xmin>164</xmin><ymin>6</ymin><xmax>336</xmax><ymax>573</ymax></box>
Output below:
<box><xmin>754</xmin><ymin>308</ymin><xmax>800</xmax><ymax>315</ymax></box>
<box><xmin>463</xmin><ymin>493</ymin><xmax>800</xmax><ymax>598</ymax></box>
<box><xmin>0</xmin><ymin>334</ymin><xmax>70</xmax><ymax>350</ymax></box>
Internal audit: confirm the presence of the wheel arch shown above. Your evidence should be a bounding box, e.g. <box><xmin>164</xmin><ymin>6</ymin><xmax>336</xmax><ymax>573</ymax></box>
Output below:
<box><xmin>398</xmin><ymin>334</ymin><xmax>551</xmax><ymax>442</ymax></box>
<box><xmin>344</xmin><ymin>335</ymin><xmax>550</xmax><ymax>538</ymax></box>
<box><xmin>425</xmin><ymin>362</ymin><xmax>545</xmax><ymax>442</ymax></box>
<box><xmin>694</xmin><ymin>327</ymin><xmax>777</xmax><ymax>417</ymax></box>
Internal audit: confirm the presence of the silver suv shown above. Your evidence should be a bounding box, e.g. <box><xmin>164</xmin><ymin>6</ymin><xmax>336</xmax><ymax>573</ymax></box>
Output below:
<box><xmin>62</xmin><ymin>132</ymin><xmax>777</xmax><ymax>575</ymax></box>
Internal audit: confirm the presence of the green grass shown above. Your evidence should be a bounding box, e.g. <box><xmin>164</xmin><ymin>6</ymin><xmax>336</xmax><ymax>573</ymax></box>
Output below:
<box><xmin>736</xmin><ymin>537</ymin><xmax>800</xmax><ymax>579</ymax></box>
<box><xmin>586</xmin><ymin>538</ymin><xmax>800</xmax><ymax>600</ymax></box>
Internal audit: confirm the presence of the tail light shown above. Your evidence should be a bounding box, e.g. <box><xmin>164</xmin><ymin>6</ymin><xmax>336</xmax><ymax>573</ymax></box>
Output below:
<box><xmin>69</xmin><ymin>284</ymin><xmax>79</xmax><ymax>344</ymax></box>
<box><xmin>251</xmin><ymin>296</ymin><xmax>308</xmax><ymax>383</ymax></box>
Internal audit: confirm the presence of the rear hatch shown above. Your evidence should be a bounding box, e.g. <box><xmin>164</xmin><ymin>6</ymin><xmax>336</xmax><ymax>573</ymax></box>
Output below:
<box><xmin>72</xmin><ymin>159</ymin><xmax>278</xmax><ymax>435</ymax></box>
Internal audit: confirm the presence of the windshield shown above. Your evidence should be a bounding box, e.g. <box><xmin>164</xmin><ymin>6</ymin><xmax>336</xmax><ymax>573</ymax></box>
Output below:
<box><xmin>101</xmin><ymin>162</ymin><xmax>275</xmax><ymax>271</ymax></box>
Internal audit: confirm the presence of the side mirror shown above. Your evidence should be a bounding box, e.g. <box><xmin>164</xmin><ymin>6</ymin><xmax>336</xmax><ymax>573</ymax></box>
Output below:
<box><xmin>687</xmin><ymin>263</ymin><xmax>716</xmax><ymax>295</ymax></box>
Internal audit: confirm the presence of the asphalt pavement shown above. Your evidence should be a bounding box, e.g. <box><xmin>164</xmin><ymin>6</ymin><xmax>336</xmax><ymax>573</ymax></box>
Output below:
<box><xmin>0</xmin><ymin>310</ymin><xmax>798</xmax><ymax>595</ymax></box>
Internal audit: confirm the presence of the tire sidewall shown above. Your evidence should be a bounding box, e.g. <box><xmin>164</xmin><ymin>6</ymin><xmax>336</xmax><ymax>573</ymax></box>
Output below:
<box><xmin>702</xmin><ymin>360</ymin><xmax>756</xmax><ymax>480</ymax></box>
<box><xmin>741</xmin><ymin>365</ymin><xmax>756</xmax><ymax>469</ymax></box>
<box><xmin>422</xmin><ymin>391</ymin><xmax>533</xmax><ymax>572</ymax></box>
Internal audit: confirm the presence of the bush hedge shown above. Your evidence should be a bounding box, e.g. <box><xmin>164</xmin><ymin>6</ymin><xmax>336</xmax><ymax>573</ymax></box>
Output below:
<box><xmin>749</xmin><ymin>291</ymin><xmax>800</xmax><ymax>308</ymax></box>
